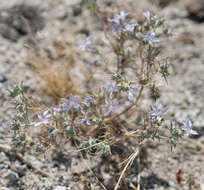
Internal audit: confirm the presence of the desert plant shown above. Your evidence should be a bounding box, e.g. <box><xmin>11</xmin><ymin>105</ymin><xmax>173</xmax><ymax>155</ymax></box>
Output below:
<box><xmin>3</xmin><ymin>1</ymin><xmax>198</xmax><ymax>189</ymax></box>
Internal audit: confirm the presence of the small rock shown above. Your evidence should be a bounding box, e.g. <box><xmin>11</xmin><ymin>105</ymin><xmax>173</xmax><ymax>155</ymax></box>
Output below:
<box><xmin>185</xmin><ymin>0</ymin><xmax>204</xmax><ymax>22</ymax></box>
<box><xmin>15</xmin><ymin>165</ymin><xmax>27</xmax><ymax>177</ymax></box>
<box><xmin>0</xmin><ymin>74</ymin><xmax>7</xmax><ymax>83</ymax></box>
<box><xmin>0</xmin><ymin>23</ymin><xmax>19</xmax><ymax>42</ymax></box>
<box><xmin>0</xmin><ymin>152</ymin><xmax>6</xmax><ymax>157</ymax></box>
<box><xmin>73</xmin><ymin>6</ymin><xmax>82</xmax><ymax>17</ymax></box>
<box><xmin>8</xmin><ymin>171</ymin><xmax>19</xmax><ymax>186</ymax></box>
<box><xmin>174</xmin><ymin>108</ymin><xmax>200</xmax><ymax>123</ymax></box>
<box><xmin>0</xmin><ymin>188</ymin><xmax>10</xmax><ymax>190</ymax></box>
<box><xmin>0</xmin><ymin>4</ymin><xmax>45</xmax><ymax>41</ymax></box>
<box><xmin>150</xmin><ymin>0</ymin><xmax>178</xmax><ymax>8</ymax></box>
<box><xmin>55</xmin><ymin>186</ymin><xmax>66</xmax><ymax>190</ymax></box>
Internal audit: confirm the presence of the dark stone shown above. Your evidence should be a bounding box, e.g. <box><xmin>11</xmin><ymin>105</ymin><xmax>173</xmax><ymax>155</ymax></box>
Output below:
<box><xmin>185</xmin><ymin>0</ymin><xmax>204</xmax><ymax>22</ymax></box>
<box><xmin>0</xmin><ymin>4</ymin><xmax>45</xmax><ymax>41</ymax></box>
<box><xmin>149</xmin><ymin>0</ymin><xmax>178</xmax><ymax>8</ymax></box>
<box><xmin>0</xmin><ymin>74</ymin><xmax>7</xmax><ymax>83</ymax></box>
<box><xmin>73</xmin><ymin>6</ymin><xmax>82</xmax><ymax>17</ymax></box>
<box><xmin>79</xmin><ymin>28</ymin><xmax>90</xmax><ymax>36</ymax></box>
<box><xmin>52</xmin><ymin>151</ymin><xmax>72</xmax><ymax>170</ymax></box>
<box><xmin>15</xmin><ymin>165</ymin><xmax>27</xmax><ymax>177</ymax></box>
<box><xmin>0</xmin><ymin>23</ymin><xmax>20</xmax><ymax>42</ymax></box>
<box><xmin>8</xmin><ymin>171</ymin><xmax>19</xmax><ymax>186</ymax></box>
<box><xmin>141</xmin><ymin>173</ymin><xmax>169</xmax><ymax>189</ymax></box>
<box><xmin>105</xmin><ymin>1</ymin><xmax>113</xmax><ymax>7</ymax></box>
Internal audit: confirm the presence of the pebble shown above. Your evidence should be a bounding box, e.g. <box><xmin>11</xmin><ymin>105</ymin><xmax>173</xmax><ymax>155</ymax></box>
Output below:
<box><xmin>0</xmin><ymin>4</ymin><xmax>45</xmax><ymax>41</ymax></box>
<box><xmin>185</xmin><ymin>0</ymin><xmax>204</xmax><ymax>22</ymax></box>
<box><xmin>8</xmin><ymin>171</ymin><xmax>19</xmax><ymax>186</ymax></box>
<box><xmin>15</xmin><ymin>165</ymin><xmax>27</xmax><ymax>177</ymax></box>
<box><xmin>0</xmin><ymin>188</ymin><xmax>10</xmax><ymax>190</ymax></box>
<box><xmin>0</xmin><ymin>74</ymin><xmax>7</xmax><ymax>83</ymax></box>
<box><xmin>55</xmin><ymin>186</ymin><xmax>66</xmax><ymax>190</ymax></box>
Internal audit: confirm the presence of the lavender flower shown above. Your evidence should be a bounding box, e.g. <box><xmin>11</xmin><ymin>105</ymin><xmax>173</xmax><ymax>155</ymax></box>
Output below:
<box><xmin>61</xmin><ymin>94</ymin><xmax>79</xmax><ymax>111</ymax></box>
<box><xmin>103</xmin><ymin>81</ymin><xmax>119</xmax><ymax>99</ymax></box>
<box><xmin>35</xmin><ymin>110</ymin><xmax>51</xmax><ymax>127</ymax></box>
<box><xmin>88</xmin><ymin>60</ymin><xmax>98</xmax><ymax>66</ymax></box>
<box><xmin>77</xmin><ymin>109</ymin><xmax>91</xmax><ymax>125</ymax></box>
<box><xmin>116</xmin><ymin>11</ymin><xmax>130</xmax><ymax>20</ymax></box>
<box><xmin>78</xmin><ymin>36</ymin><xmax>91</xmax><ymax>51</ymax></box>
<box><xmin>122</xmin><ymin>20</ymin><xmax>138</xmax><ymax>33</ymax></box>
<box><xmin>149</xmin><ymin>104</ymin><xmax>168</xmax><ymax>122</ymax></box>
<box><xmin>82</xmin><ymin>96</ymin><xmax>95</xmax><ymax>106</ymax></box>
<box><xmin>113</xmin><ymin>23</ymin><xmax>122</xmax><ymax>31</ymax></box>
<box><xmin>128</xmin><ymin>86</ymin><xmax>140</xmax><ymax>101</ymax></box>
<box><xmin>181</xmin><ymin>120</ymin><xmax>198</xmax><ymax>136</ymax></box>
<box><xmin>144</xmin><ymin>32</ymin><xmax>160</xmax><ymax>44</ymax></box>
<box><xmin>143</xmin><ymin>11</ymin><xmax>151</xmax><ymax>21</ymax></box>
<box><xmin>53</xmin><ymin>107</ymin><xmax>62</xmax><ymax>115</ymax></box>
<box><xmin>108</xmin><ymin>10</ymin><xmax>129</xmax><ymax>24</ymax></box>
<box><xmin>1</xmin><ymin>122</ymin><xmax>10</xmax><ymax>129</ymax></box>
<box><xmin>102</xmin><ymin>98</ymin><xmax>119</xmax><ymax>116</ymax></box>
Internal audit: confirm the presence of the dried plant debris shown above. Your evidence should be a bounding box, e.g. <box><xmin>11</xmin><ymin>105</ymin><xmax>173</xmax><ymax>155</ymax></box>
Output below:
<box><xmin>27</xmin><ymin>48</ymin><xmax>75</xmax><ymax>101</ymax></box>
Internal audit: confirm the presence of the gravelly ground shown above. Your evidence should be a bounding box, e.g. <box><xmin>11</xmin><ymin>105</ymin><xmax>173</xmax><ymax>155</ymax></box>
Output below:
<box><xmin>0</xmin><ymin>0</ymin><xmax>204</xmax><ymax>190</ymax></box>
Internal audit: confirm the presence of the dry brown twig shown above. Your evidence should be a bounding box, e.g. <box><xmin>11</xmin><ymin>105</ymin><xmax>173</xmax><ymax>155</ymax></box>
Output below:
<box><xmin>114</xmin><ymin>148</ymin><xmax>139</xmax><ymax>190</ymax></box>
<box><xmin>114</xmin><ymin>139</ymin><xmax>148</xmax><ymax>190</ymax></box>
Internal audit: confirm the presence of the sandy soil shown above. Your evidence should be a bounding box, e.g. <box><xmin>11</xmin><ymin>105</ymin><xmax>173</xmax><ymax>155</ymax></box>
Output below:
<box><xmin>0</xmin><ymin>0</ymin><xmax>204</xmax><ymax>189</ymax></box>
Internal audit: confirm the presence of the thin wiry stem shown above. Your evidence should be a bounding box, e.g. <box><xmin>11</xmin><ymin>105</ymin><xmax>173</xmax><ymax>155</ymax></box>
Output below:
<box><xmin>114</xmin><ymin>139</ymin><xmax>147</xmax><ymax>190</ymax></box>
<box><xmin>106</xmin><ymin>85</ymin><xmax>144</xmax><ymax>122</ymax></box>
<box><xmin>114</xmin><ymin>148</ymin><xmax>139</xmax><ymax>190</ymax></box>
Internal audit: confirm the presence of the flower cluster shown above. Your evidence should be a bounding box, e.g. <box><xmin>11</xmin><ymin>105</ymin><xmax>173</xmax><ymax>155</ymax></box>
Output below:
<box><xmin>106</xmin><ymin>10</ymin><xmax>168</xmax><ymax>49</ymax></box>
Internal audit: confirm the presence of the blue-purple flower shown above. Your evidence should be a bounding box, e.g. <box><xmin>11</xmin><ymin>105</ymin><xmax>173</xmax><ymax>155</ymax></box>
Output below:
<box><xmin>108</xmin><ymin>11</ymin><xmax>129</xmax><ymax>24</ymax></box>
<box><xmin>78</xmin><ymin>36</ymin><xmax>91</xmax><ymax>51</ymax></box>
<box><xmin>108</xmin><ymin>11</ymin><xmax>129</xmax><ymax>31</ymax></box>
<box><xmin>113</xmin><ymin>23</ymin><xmax>122</xmax><ymax>31</ymax></box>
<box><xmin>1</xmin><ymin>122</ymin><xmax>10</xmax><ymax>129</ymax></box>
<box><xmin>116</xmin><ymin>11</ymin><xmax>130</xmax><ymax>20</ymax></box>
<box><xmin>103</xmin><ymin>81</ymin><xmax>119</xmax><ymax>99</ymax></box>
<box><xmin>143</xmin><ymin>11</ymin><xmax>151</xmax><ymax>21</ymax></box>
<box><xmin>35</xmin><ymin>110</ymin><xmax>51</xmax><ymax>127</ymax></box>
<box><xmin>88</xmin><ymin>60</ymin><xmax>98</xmax><ymax>66</ymax></box>
<box><xmin>82</xmin><ymin>96</ymin><xmax>95</xmax><ymax>106</ymax></box>
<box><xmin>122</xmin><ymin>20</ymin><xmax>138</xmax><ymax>33</ymax></box>
<box><xmin>144</xmin><ymin>32</ymin><xmax>160</xmax><ymax>44</ymax></box>
<box><xmin>53</xmin><ymin>107</ymin><xmax>62</xmax><ymax>115</ymax></box>
<box><xmin>102</xmin><ymin>98</ymin><xmax>119</xmax><ymax>116</ymax></box>
<box><xmin>149</xmin><ymin>104</ymin><xmax>168</xmax><ymax>122</ymax></box>
<box><xmin>77</xmin><ymin>109</ymin><xmax>91</xmax><ymax>125</ymax></box>
<box><xmin>128</xmin><ymin>86</ymin><xmax>140</xmax><ymax>101</ymax></box>
<box><xmin>181</xmin><ymin>120</ymin><xmax>198</xmax><ymax>136</ymax></box>
<box><xmin>61</xmin><ymin>94</ymin><xmax>79</xmax><ymax>111</ymax></box>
